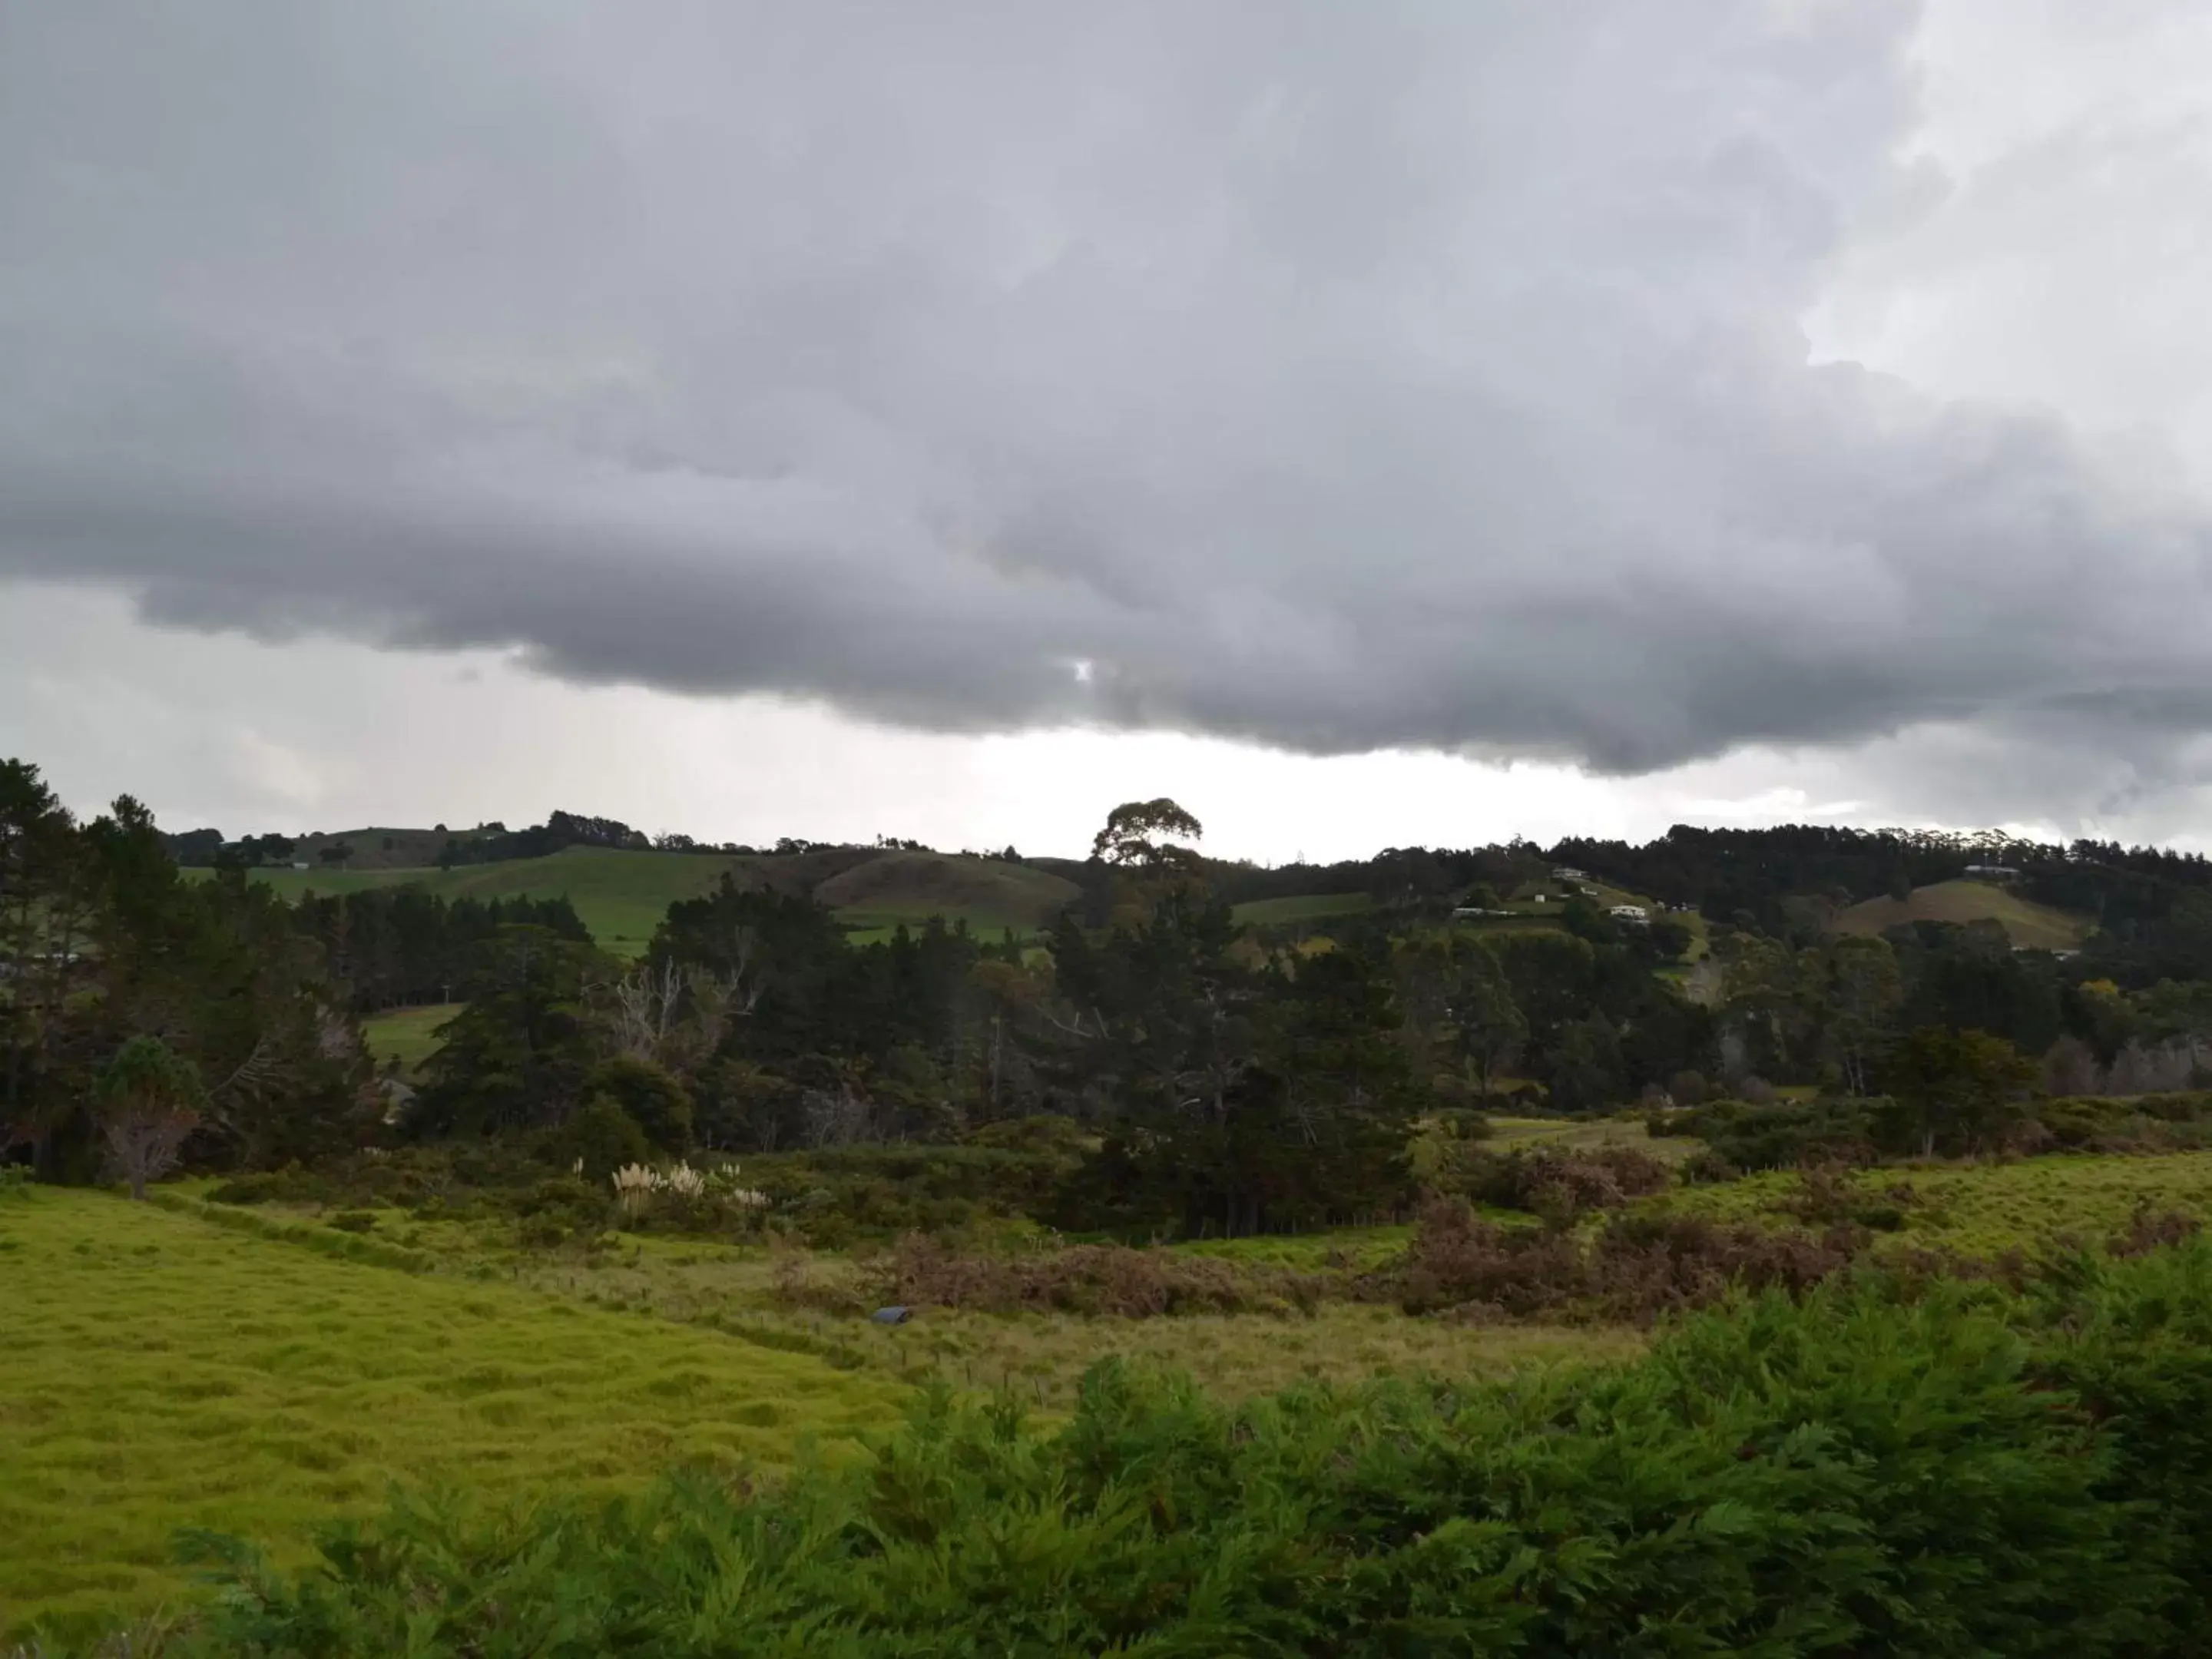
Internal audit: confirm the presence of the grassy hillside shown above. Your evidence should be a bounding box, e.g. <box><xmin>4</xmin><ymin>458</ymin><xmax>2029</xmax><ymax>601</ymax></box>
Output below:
<box><xmin>360</xmin><ymin>1003</ymin><xmax>463</xmax><ymax>1075</ymax></box>
<box><xmin>815</xmin><ymin>851</ymin><xmax>1081</xmax><ymax>943</ymax></box>
<box><xmin>1836</xmin><ymin>878</ymin><xmax>2088</xmax><ymax>951</ymax></box>
<box><xmin>1230</xmin><ymin>892</ymin><xmax>1377</xmax><ymax>926</ymax></box>
<box><xmin>197</xmin><ymin>846</ymin><xmax>1081</xmax><ymax>956</ymax></box>
<box><xmin>0</xmin><ymin>1187</ymin><xmax>909</xmax><ymax>1640</ymax></box>
<box><xmin>197</xmin><ymin>847</ymin><xmax>750</xmax><ymax>955</ymax></box>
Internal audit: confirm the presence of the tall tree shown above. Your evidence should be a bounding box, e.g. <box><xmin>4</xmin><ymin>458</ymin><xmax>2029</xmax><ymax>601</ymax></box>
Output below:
<box><xmin>1885</xmin><ymin>1026</ymin><xmax>2036</xmax><ymax>1156</ymax></box>
<box><xmin>1826</xmin><ymin>935</ymin><xmax>1903</xmax><ymax>1096</ymax></box>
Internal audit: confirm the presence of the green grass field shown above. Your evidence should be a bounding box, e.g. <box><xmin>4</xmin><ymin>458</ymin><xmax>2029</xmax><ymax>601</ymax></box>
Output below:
<box><xmin>1230</xmin><ymin>892</ymin><xmax>1378</xmax><ymax>926</ymax></box>
<box><xmin>28</xmin><ymin>1141</ymin><xmax>2212</xmax><ymax>1640</ymax></box>
<box><xmin>1483</xmin><ymin>1114</ymin><xmax>1694</xmax><ymax>1161</ymax></box>
<box><xmin>0</xmin><ymin>1188</ymin><xmax>910</xmax><ymax>1641</ymax></box>
<box><xmin>1644</xmin><ymin>1150</ymin><xmax>2212</xmax><ymax>1255</ymax></box>
<box><xmin>189</xmin><ymin>847</ymin><xmax>744</xmax><ymax>955</ymax></box>
<box><xmin>359</xmin><ymin>1003</ymin><xmax>463</xmax><ymax>1075</ymax></box>
<box><xmin>1836</xmin><ymin>879</ymin><xmax>2088</xmax><ymax>951</ymax></box>
<box><xmin>193</xmin><ymin>846</ymin><xmax>1082</xmax><ymax>957</ymax></box>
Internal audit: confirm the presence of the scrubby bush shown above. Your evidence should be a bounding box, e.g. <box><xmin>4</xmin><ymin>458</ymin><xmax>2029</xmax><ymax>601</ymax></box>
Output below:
<box><xmin>510</xmin><ymin>1174</ymin><xmax>608</xmax><ymax>1247</ymax></box>
<box><xmin>562</xmin><ymin>1094</ymin><xmax>651</xmax><ymax>1183</ymax></box>
<box><xmin>581</xmin><ymin>1056</ymin><xmax>694</xmax><ymax>1153</ymax></box>
<box><xmin>2036</xmin><ymin>1092</ymin><xmax>2212</xmax><ymax>1151</ymax></box>
<box><xmin>1379</xmin><ymin>1197</ymin><xmax>1868</xmax><ymax>1323</ymax></box>
<box><xmin>745</xmin><ymin>1142</ymin><xmax>1082</xmax><ymax>1246</ymax></box>
<box><xmin>878</xmin><ymin>1233</ymin><xmax>1327</xmax><ymax>1317</ymax></box>
<box><xmin>1673</xmin><ymin>1097</ymin><xmax>1878</xmax><ymax>1170</ymax></box>
<box><xmin>1452</xmin><ymin>1144</ymin><xmax>1672</xmax><ymax>1218</ymax></box>
<box><xmin>1778</xmin><ymin>1166</ymin><xmax>1924</xmax><ymax>1233</ymax></box>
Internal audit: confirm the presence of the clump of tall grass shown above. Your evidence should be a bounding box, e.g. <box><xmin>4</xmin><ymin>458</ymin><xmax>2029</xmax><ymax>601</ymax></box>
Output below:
<box><xmin>610</xmin><ymin>1160</ymin><xmax>770</xmax><ymax>1214</ymax></box>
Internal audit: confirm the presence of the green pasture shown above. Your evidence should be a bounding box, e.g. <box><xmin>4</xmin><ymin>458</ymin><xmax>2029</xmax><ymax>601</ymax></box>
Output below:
<box><xmin>1647</xmin><ymin>1149</ymin><xmax>2212</xmax><ymax>1255</ymax></box>
<box><xmin>1230</xmin><ymin>892</ymin><xmax>1377</xmax><ymax>926</ymax></box>
<box><xmin>1836</xmin><ymin>878</ymin><xmax>2089</xmax><ymax>952</ymax></box>
<box><xmin>194</xmin><ymin>847</ymin><xmax>1077</xmax><ymax>957</ymax></box>
<box><xmin>187</xmin><ymin>846</ymin><xmax>747</xmax><ymax>956</ymax></box>
<box><xmin>0</xmin><ymin>1188</ymin><xmax>909</xmax><ymax>1641</ymax></box>
<box><xmin>359</xmin><ymin>1002</ymin><xmax>463</xmax><ymax>1076</ymax></box>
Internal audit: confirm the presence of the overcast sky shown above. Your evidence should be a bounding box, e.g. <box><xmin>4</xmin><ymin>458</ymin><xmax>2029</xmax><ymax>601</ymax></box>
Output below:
<box><xmin>8</xmin><ymin>1</ymin><xmax>2212</xmax><ymax>862</ymax></box>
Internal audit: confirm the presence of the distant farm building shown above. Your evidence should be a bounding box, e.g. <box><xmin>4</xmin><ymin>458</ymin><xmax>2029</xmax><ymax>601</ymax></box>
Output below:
<box><xmin>1552</xmin><ymin>866</ymin><xmax>1588</xmax><ymax>882</ymax></box>
<box><xmin>1963</xmin><ymin>864</ymin><xmax>2021</xmax><ymax>882</ymax></box>
<box><xmin>1609</xmin><ymin>904</ymin><xmax>1650</xmax><ymax>924</ymax></box>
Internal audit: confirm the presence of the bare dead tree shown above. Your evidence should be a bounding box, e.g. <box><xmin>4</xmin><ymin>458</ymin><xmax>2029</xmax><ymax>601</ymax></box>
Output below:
<box><xmin>610</xmin><ymin>959</ymin><xmax>685</xmax><ymax>1062</ymax></box>
<box><xmin>800</xmin><ymin>1078</ymin><xmax>874</xmax><ymax>1147</ymax></box>
<box><xmin>101</xmin><ymin>1107</ymin><xmax>197</xmax><ymax>1201</ymax></box>
<box><xmin>684</xmin><ymin>965</ymin><xmax>750</xmax><ymax>1059</ymax></box>
<box><xmin>210</xmin><ymin>1035</ymin><xmax>282</xmax><ymax>1104</ymax></box>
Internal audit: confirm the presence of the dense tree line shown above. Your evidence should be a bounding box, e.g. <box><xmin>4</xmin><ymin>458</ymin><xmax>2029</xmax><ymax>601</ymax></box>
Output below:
<box><xmin>290</xmin><ymin>887</ymin><xmax>589</xmax><ymax>1010</ymax></box>
<box><xmin>2</xmin><ymin>760</ymin><xmax>371</xmax><ymax>1184</ymax></box>
<box><xmin>30</xmin><ymin>745</ymin><xmax>2212</xmax><ymax>1237</ymax></box>
<box><xmin>1555</xmin><ymin>823</ymin><xmax>2212</xmax><ymax>939</ymax></box>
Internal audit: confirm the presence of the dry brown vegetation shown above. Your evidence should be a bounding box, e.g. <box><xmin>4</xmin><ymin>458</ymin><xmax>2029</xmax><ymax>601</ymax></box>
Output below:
<box><xmin>1379</xmin><ymin>1197</ymin><xmax>1870</xmax><ymax>1323</ymax></box>
<box><xmin>878</xmin><ymin>1233</ymin><xmax>1330</xmax><ymax>1316</ymax></box>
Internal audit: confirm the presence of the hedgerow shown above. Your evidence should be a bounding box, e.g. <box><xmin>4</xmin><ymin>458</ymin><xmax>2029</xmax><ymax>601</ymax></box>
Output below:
<box><xmin>120</xmin><ymin>1241</ymin><xmax>2212</xmax><ymax>1657</ymax></box>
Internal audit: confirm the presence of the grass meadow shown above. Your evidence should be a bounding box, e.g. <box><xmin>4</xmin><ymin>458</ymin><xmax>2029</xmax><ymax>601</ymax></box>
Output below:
<box><xmin>359</xmin><ymin>1002</ymin><xmax>463</xmax><ymax>1076</ymax></box>
<box><xmin>0</xmin><ymin>1188</ymin><xmax>910</xmax><ymax>1641</ymax></box>
<box><xmin>1650</xmin><ymin>1148</ymin><xmax>2212</xmax><ymax>1254</ymax></box>
<box><xmin>1835</xmin><ymin>877</ymin><xmax>2088</xmax><ymax>952</ymax></box>
<box><xmin>1229</xmin><ymin>892</ymin><xmax>1377</xmax><ymax>926</ymax></box>
<box><xmin>197</xmin><ymin>846</ymin><xmax>1084</xmax><ymax>956</ymax></box>
<box><xmin>188</xmin><ymin>847</ymin><xmax>748</xmax><ymax>955</ymax></box>
<box><xmin>18</xmin><ymin>1141</ymin><xmax>2212</xmax><ymax>1641</ymax></box>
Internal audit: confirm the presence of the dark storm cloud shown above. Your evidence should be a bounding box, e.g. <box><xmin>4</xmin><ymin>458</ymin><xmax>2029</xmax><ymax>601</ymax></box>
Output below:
<box><xmin>4</xmin><ymin>0</ymin><xmax>2210</xmax><ymax>773</ymax></box>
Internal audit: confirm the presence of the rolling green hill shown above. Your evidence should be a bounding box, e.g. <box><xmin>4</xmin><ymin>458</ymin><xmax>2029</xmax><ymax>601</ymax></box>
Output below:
<box><xmin>813</xmin><ymin>851</ymin><xmax>1081</xmax><ymax>944</ymax></box>
<box><xmin>1836</xmin><ymin>879</ymin><xmax>2088</xmax><ymax>952</ymax></box>
<box><xmin>195</xmin><ymin>846</ymin><xmax>1081</xmax><ymax>956</ymax></box>
<box><xmin>1230</xmin><ymin>892</ymin><xmax>1376</xmax><ymax>926</ymax></box>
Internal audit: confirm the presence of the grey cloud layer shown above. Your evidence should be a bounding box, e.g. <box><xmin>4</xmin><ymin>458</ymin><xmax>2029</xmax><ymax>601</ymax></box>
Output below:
<box><xmin>4</xmin><ymin>1</ymin><xmax>2210</xmax><ymax>773</ymax></box>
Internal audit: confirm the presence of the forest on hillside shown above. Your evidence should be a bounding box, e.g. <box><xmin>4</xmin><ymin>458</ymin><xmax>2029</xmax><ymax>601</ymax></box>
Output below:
<box><xmin>16</xmin><ymin>760</ymin><xmax>2212</xmax><ymax>1238</ymax></box>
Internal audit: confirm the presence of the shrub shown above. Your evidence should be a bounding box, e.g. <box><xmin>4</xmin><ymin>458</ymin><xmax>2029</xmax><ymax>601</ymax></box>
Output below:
<box><xmin>1454</xmin><ymin>1144</ymin><xmax>1671</xmax><ymax>1219</ymax></box>
<box><xmin>875</xmin><ymin>1233</ymin><xmax>1328</xmax><ymax>1317</ymax></box>
<box><xmin>1777</xmin><ymin>1166</ymin><xmax>1923</xmax><ymax>1233</ymax></box>
<box><xmin>2109</xmin><ymin>1203</ymin><xmax>2203</xmax><ymax>1258</ymax></box>
<box><xmin>510</xmin><ymin>1174</ymin><xmax>607</xmax><ymax>1247</ymax></box>
<box><xmin>1379</xmin><ymin>1197</ymin><xmax>1869</xmax><ymax>1323</ymax></box>
<box><xmin>581</xmin><ymin>1056</ymin><xmax>694</xmax><ymax>1153</ymax></box>
<box><xmin>563</xmin><ymin>1095</ymin><xmax>651</xmax><ymax>1183</ymax></box>
<box><xmin>741</xmin><ymin>1142</ymin><xmax>1082</xmax><ymax>1246</ymax></box>
<box><xmin>1672</xmin><ymin>1098</ymin><xmax>1877</xmax><ymax>1171</ymax></box>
